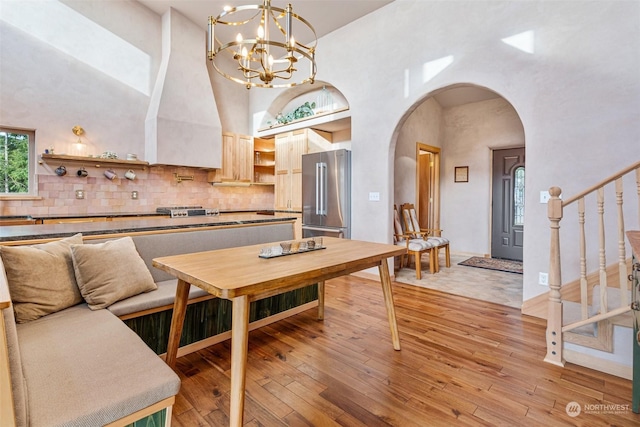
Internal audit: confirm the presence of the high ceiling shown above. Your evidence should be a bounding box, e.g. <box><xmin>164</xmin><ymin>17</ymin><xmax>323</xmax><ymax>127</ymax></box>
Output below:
<box><xmin>136</xmin><ymin>0</ymin><xmax>500</xmax><ymax>108</ymax></box>
<box><xmin>137</xmin><ymin>0</ymin><xmax>395</xmax><ymax>38</ymax></box>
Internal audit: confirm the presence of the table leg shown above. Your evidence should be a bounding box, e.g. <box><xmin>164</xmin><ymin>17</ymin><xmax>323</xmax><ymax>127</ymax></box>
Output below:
<box><xmin>317</xmin><ymin>281</ymin><xmax>325</xmax><ymax>320</ymax></box>
<box><xmin>165</xmin><ymin>279</ymin><xmax>190</xmax><ymax>369</ymax></box>
<box><xmin>230</xmin><ymin>295</ymin><xmax>250</xmax><ymax>427</ymax></box>
<box><xmin>379</xmin><ymin>259</ymin><xmax>401</xmax><ymax>350</ymax></box>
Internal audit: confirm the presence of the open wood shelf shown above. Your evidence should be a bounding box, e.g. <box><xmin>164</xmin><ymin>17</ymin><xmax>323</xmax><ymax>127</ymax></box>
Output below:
<box><xmin>257</xmin><ymin>106</ymin><xmax>350</xmax><ymax>133</ymax></box>
<box><xmin>39</xmin><ymin>153</ymin><xmax>149</xmax><ymax>170</ymax></box>
<box><xmin>254</xmin><ymin>137</ymin><xmax>275</xmax><ymax>185</ymax></box>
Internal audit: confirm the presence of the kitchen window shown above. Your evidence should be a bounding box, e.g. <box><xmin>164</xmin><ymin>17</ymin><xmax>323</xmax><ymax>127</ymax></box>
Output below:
<box><xmin>0</xmin><ymin>127</ymin><xmax>36</xmax><ymax>197</ymax></box>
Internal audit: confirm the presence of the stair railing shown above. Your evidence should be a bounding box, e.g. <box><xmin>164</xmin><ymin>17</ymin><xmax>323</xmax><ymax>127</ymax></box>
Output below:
<box><xmin>545</xmin><ymin>160</ymin><xmax>640</xmax><ymax>366</ymax></box>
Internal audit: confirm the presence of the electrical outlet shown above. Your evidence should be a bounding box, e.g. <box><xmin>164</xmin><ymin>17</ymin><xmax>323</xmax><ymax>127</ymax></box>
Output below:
<box><xmin>539</xmin><ymin>272</ymin><xmax>549</xmax><ymax>286</ymax></box>
<box><xmin>75</xmin><ymin>190</ymin><xmax>85</xmax><ymax>200</ymax></box>
<box><xmin>368</xmin><ymin>192</ymin><xmax>380</xmax><ymax>201</ymax></box>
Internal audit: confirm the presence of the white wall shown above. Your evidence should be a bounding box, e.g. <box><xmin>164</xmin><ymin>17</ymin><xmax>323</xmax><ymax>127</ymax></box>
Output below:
<box><xmin>250</xmin><ymin>0</ymin><xmax>640</xmax><ymax>302</ymax></box>
<box><xmin>0</xmin><ymin>0</ymin><xmax>249</xmax><ymax>164</ymax></box>
<box><xmin>0</xmin><ymin>0</ymin><xmax>161</xmax><ymax>159</ymax></box>
<box><xmin>394</xmin><ymin>97</ymin><xmax>442</xmax><ymax>206</ymax></box>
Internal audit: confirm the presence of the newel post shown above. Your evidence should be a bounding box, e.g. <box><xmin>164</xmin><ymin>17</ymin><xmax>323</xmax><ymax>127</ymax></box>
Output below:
<box><xmin>545</xmin><ymin>186</ymin><xmax>565</xmax><ymax>366</ymax></box>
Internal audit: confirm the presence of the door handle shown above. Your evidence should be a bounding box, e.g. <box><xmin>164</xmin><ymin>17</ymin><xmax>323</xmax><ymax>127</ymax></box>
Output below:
<box><xmin>315</xmin><ymin>163</ymin><xmax>321</xmax><ymax>215</ymax></box>
<box><xmin>320</xmin><ymin>162</ymin><xmax>327</xmax><ymax>215</ymax></box>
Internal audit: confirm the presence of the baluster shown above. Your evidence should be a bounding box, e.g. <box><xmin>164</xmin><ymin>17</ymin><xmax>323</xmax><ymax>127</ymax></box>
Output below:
<box><xmin>636</xmin><ymin>167</ymin><xmax>640</xmax><ymax>228</ymax></box>
<box><xmin>545</xmin><ymin>187</ymin><xmax>564</xmax><ymax>366</ymax></box>
<box><xmin>578</xmin><ymin>198</ymin><xmax>588</xmax><ymax>319</ymax></box>
<box><xmin>597</xmin><ymin>187</ymin><xmax>608</xmax><ymax>314</ymax></box>
<box><xmin>615</xmin><ymin>178</ymin><xmax>628</xmax><ymax>307</ymax></box>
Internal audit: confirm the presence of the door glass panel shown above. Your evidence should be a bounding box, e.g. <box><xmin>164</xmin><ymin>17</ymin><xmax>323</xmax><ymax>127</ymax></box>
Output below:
<box><xmin>513</xmin><ymin>167</ymin><xmax>525</xmax><ymax>225</ymax></box>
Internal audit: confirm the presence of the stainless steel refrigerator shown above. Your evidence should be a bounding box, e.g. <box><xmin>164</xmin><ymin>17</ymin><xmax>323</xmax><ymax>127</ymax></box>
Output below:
<box><xmin>302</xmin><ymin>149</ymin><xmax>351</xmax><ymax>239</ymax></box>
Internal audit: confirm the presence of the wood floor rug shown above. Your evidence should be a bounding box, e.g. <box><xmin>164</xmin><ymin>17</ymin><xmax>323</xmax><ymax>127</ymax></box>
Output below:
<box><xmin>458</xmin><ymin>256</ymin><xmax>523</xmax><ymax>274</ymax></box>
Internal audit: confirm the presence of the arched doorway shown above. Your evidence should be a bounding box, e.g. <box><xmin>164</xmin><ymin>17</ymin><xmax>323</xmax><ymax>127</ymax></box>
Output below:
<box><xmin>392</xmin><ymin>83</ymin><xmax>526</xmax><ymax>307</ymax></box>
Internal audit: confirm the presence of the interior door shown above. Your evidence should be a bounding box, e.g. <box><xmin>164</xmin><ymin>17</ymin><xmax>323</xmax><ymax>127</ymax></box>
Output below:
<box><xmin>416</xmin><ymin>144</ymin><xmax>441</xmax><ymax>232</ymax></box>
<box><xmin>491</xmin><ymin>147</ymin><xmax>525</xmax><ymax>261</ymax></box>
<box><xmin>418</xmin><ymin>151</ymin><xmax>433</xmax><ymax>227</ymax></box>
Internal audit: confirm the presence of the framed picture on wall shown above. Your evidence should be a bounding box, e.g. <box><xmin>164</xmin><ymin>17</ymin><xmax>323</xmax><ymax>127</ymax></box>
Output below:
<box><xmin>454</xmin><ymin>166</ymin><xmax>469</xmax><ymax>183</ymax></box>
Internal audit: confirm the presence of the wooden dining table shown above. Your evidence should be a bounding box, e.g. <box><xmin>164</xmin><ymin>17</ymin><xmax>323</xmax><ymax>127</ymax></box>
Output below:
<box><xmin>152</xmin><ymin>237</ymin><xmax>406</xmax><ymax>427</ymax></box>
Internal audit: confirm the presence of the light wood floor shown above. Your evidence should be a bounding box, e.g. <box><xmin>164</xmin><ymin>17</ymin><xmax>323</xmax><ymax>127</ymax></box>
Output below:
<box><xmin>172</xmin><ymin>275</ymin><xmax>638</xmax><ymax>426</ymax></box>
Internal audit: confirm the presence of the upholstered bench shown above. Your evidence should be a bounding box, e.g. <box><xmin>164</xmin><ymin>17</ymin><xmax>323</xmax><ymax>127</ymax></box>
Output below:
<box><xmin>0</xmin><ymin>234</ymin><xmax>181</xmax><ymax>427</ymax></box>
<box><xmin>0</xmin><ymin>220</ymin><xmax>300</xmax><ymax>426</ymax></box>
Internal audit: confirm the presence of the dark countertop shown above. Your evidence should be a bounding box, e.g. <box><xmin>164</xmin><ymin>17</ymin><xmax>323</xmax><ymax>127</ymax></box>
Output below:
<box><xmin>0</xmin><ymin>209</ymin><xmax>302</xmax><ymax>221</ymax></box>
<box><xmin>34</xmin><ymin>212</ymin><xmax>164</xmax><ymax>220</ymax></box>
<box><xmin>0</xmin><ymin>213</ymin><xmax>298</xmax><ymax>243</ymax></box>
<box><xmin>0</xmin><ymin>209</ymin><xmax>296</xmax><ymax>221</ymax></box>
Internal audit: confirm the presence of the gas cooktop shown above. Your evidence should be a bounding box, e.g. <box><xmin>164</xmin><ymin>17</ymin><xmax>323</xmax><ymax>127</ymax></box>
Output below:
<box><xmin>156</xmin><ymin>206</ymin><xmax>219</xmax><ymax>218</ymax></box>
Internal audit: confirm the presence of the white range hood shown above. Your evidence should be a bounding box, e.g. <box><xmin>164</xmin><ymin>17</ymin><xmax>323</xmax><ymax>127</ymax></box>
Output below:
<box><xmin>145</xmin><ymin>8</ymin><xmax>221</xmax><ymax>168</ymax></box>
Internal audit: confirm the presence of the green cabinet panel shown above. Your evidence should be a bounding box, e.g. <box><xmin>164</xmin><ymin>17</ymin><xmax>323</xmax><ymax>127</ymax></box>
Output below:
<box><xmin>125</xmin><ymin>407</ymin><xmax>166</xmax><ymax>427</ymax></box>
<box><xmin>124</xmin><ymin>284</ymin><xmax>318</xmax><ymax>354</ymax></box>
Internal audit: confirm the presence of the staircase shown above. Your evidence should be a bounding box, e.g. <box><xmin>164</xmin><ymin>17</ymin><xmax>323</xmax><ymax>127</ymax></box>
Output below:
<box><xmin>544</xmin><ymin>160</ymin><xmax>640</xmax><ymax>379</ymax></box>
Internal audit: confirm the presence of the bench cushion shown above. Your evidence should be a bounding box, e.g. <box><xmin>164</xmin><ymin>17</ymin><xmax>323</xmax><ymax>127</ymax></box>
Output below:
<box><xmin>16</xmin><ymin>304</ymin><xmax>180</xmax><ymax>427</ymax></box>
<box><xmin>107</xmin><ymin>279</ymin><xmax>210</xmax><ymax>317</ymax></box>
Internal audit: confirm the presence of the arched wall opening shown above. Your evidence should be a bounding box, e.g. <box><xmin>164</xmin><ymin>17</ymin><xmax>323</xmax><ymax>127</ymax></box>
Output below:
<box><xmin>392</xmin><ymin>83</ymin><xmax>526</xmax><ymax>260</ymax></box>
<box><xmin>256</xmin><ymin>81</ymin><xmax>350</xmax><ymax>138</ymax></box>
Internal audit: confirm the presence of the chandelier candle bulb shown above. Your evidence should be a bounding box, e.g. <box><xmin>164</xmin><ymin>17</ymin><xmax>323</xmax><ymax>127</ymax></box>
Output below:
<box><xmin>207</xmin><ymin>17</ymin><xmax>215</xmax><ymax>59</ymax></box>
<box><xmin>235</xmin><ymin>33</ymin><xmax>243</xmax><ymax>56</ymax></box>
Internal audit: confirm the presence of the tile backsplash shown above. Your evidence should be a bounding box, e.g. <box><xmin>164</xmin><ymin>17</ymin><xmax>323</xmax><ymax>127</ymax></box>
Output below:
<box><xmin>0</xmin><ymin>166</ymin><xmax>274</xmax><ymax>216</ymax></box>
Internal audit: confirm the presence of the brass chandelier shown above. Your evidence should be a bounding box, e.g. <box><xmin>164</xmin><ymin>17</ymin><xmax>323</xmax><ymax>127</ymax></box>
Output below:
<box><xmin>207</xmin><ymin>0</ymin><xmax>317</xmax><ymax>89</ymax></box>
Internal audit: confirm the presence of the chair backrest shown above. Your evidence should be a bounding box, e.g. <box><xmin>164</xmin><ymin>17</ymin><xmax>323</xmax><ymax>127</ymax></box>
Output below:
<box><xmin>400</xmin><ymin>203</ymin><xmax>421</xmax><ymax>237</ymax></box>
<box><xmin>393</xmin><ymin>205</ymin><xmax>405</xmax><ymax>243</ymax></box>
<box><xmin>400</xmin><ymin>203</ymin><xmax>445</xmax><ymax>238</ymax></box>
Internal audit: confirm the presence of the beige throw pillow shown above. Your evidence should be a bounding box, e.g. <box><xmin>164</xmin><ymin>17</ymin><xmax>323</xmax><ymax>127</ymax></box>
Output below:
<box><xmin>0</xmin><ymin>233</ymin><xmax>84</xmax><ymax>323</ymax></box>
<box><xmin>71</xmin><ymin>236</ymin><xmax>157</xmax><ymax>310</ymax></box>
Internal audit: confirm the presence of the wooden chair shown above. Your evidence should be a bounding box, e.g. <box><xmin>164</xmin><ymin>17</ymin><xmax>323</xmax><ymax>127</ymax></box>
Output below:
<box><xmin>393</xmin><ymin>205</ymin><xmax>438</xmax><ymax>279</ymax></box>
<box><xmin>400</xmin><ymin>203</ymin><xmax>451</xmax><ymax>273</ymax></box>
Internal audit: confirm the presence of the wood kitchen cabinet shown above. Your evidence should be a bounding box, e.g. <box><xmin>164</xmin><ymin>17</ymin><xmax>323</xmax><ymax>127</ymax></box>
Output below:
<box><xmin>274</xmin><ymin>129</ymin><xmax>332</xmax><ymax>211</ymax></box>
<box><xmin>207</xmin><ymin>132</ymin><xmax>253</xmax><ymax>184</ymax></box>
<box><xmin>253</xmin><ymin>137</ymin><xmax>275</xmax><ymax>185</ymax></box>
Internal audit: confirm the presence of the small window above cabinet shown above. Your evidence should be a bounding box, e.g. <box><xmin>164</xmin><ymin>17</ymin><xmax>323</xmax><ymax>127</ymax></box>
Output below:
<box><xmin>253</xmin><ymin>137</ymin><xmax>275</xmax><ymax>185</ymax></box>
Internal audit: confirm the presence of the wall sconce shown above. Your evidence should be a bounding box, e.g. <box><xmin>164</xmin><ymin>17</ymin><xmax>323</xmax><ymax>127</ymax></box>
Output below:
<box><xmin>174</xmin><ymin>173</ymin><xmax>194</xmax><ymax>183</ymax></box>
<box><xmin>71</xmin><ymin>125</ymin><xmax>87</xmax><ymax>157</ymax></box>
